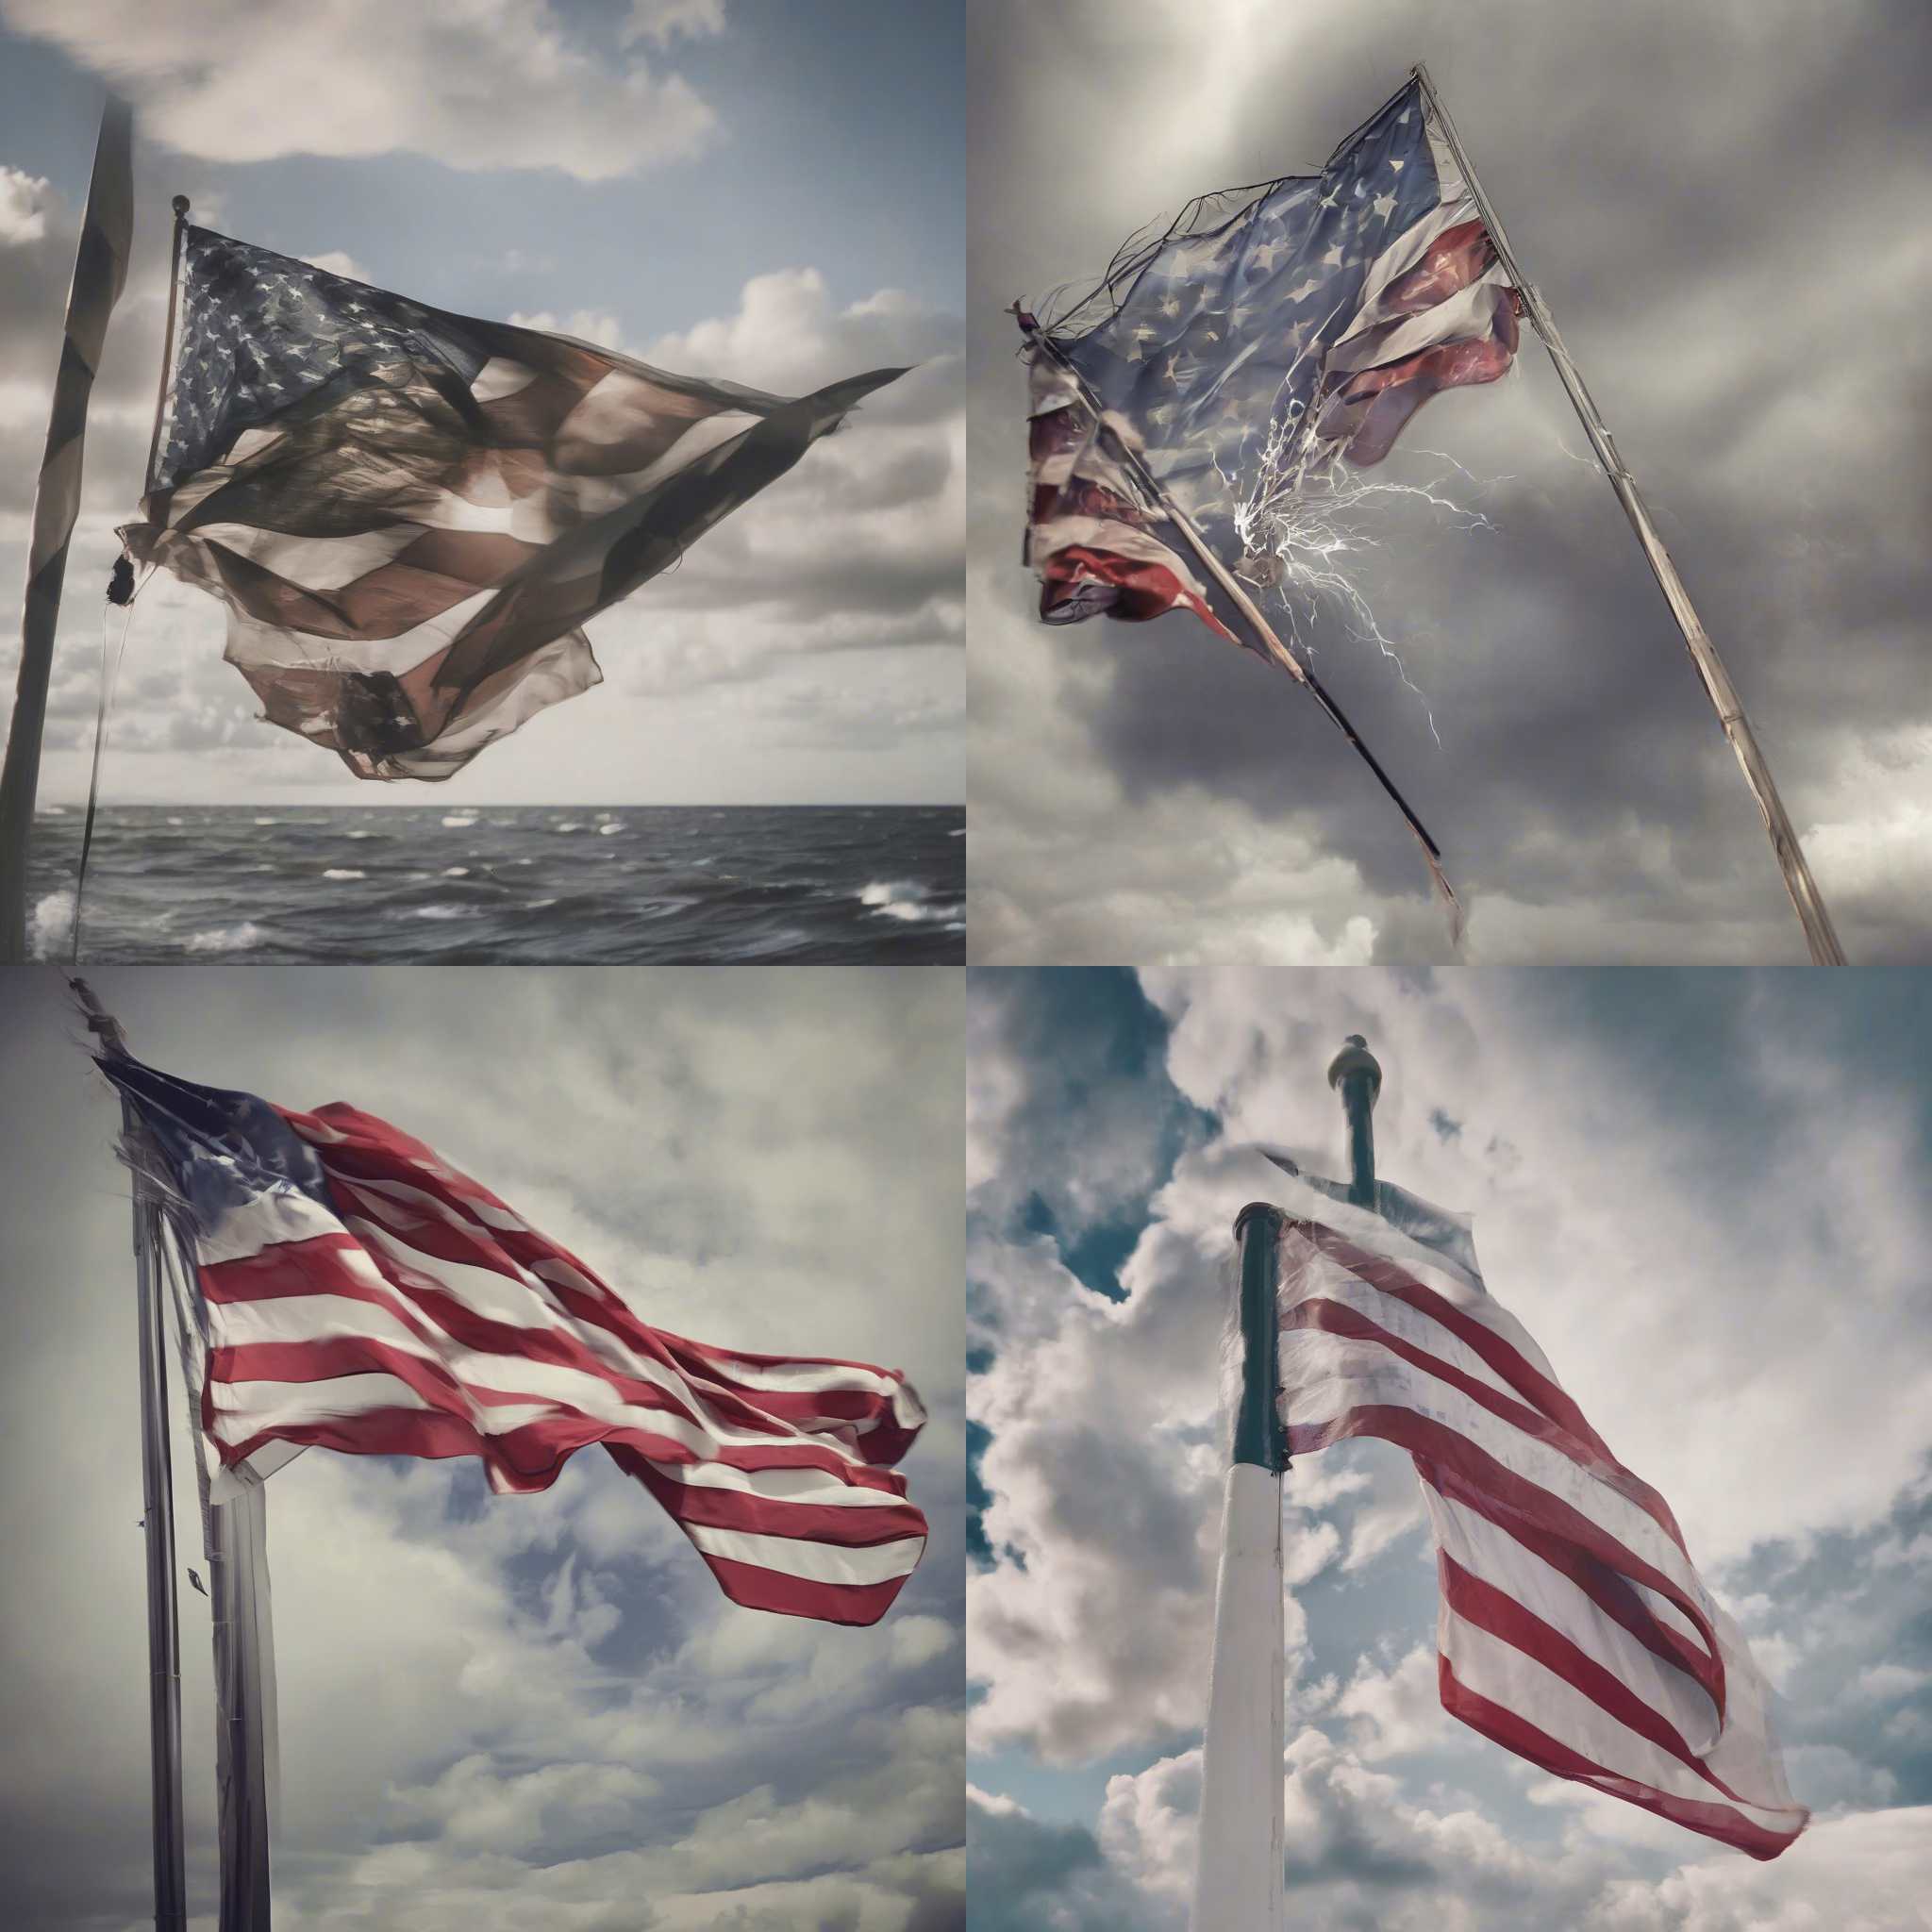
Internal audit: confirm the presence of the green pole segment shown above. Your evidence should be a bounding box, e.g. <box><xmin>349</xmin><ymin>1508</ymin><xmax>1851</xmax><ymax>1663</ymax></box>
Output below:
<box><xmin>1231</xmin><ymin>1203</ymin><xmax>1286</xmax><ymax>1473</ymax></box>
<box><xmin>1326</xmin><ymin>1036</ymin><xmax>1382</xmax><ymax>1208</ymax></box>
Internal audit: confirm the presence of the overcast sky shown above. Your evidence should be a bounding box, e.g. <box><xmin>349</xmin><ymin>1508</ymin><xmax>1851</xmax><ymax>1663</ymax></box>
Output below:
<box><xmin>967</xmin><ymin>965</ymin><xmax>1932</xmax><ymax>1927</ymax></box>
<box><xmin>0</xmin><ymin>0</ymin><xmax>962</xmax><ymax>807</ymax></box>
<box><xmin>968</xmin><ymin>0</ymin><xmax>1932</xmax><ymax>964</ymax></box>
<box><xmin>0</xmin><ymin>963</ymin><xmax>963</xmax><ymax>1930</ymax></box>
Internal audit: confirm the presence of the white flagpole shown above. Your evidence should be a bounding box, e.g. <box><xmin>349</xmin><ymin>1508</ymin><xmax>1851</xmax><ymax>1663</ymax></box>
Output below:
<box><xmin>0</xmin><ymin>102</ymin><xmax>133</xmax><ymax>963</ymax></box>
<box><xmin>1411</xmin><ymin>64</ymin><xmax>1846</xmax><ymax>965</ymax></box>
<box><xmin>1191</xmin><ymin>1201</ymin><xmax>1287</xmax><ymax>1931</ymax></box>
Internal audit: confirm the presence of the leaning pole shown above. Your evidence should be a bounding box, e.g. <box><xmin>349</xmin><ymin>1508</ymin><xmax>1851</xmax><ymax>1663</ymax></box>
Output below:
<box><xmin>1191</xmin><ymin>1036</ymin><xmax>1384</xmax><ymax>1930</ymax></box>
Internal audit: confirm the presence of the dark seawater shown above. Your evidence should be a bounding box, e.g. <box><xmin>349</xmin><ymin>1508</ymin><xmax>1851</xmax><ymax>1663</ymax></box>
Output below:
<box><xmin>28</xmin><ymin>805</ymin><xmax>965</xmax><ymax>964</ymax></box>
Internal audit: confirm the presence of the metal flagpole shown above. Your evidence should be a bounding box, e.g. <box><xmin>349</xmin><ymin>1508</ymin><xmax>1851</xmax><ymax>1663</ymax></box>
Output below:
<box><xmin>207</xmin><ymin>1471</ymin><xmax>275</xmax><ymax>1931</ymax></box>
<box><xmin>1191</xmin><ymin>1036</ymin><xmax>1386</xmax><ymax>1929</ymax></box>
<box><xmin>1327</xmin><ymin>1035</ymin><xmax>1381</xmax><ymax>1208</ymax></box>
<box><xmin>1411</xmin><ymin>64</ymin><xmax>1846</xmax><ymax>966</ymax></box>
<box><xmin>72</xmin><ymin>976</ymin><xmax>189</xmax><ymax>1932</ymax></box>
<box><xmin>0</xmin><ymin>101</ymin><xmax>134</xmax><ymax>964</ymax></box>
<box><xmin>1191</xmin><ymin>1200</ymin><xmax>1287</xmax><ymax>1932</ymax></box>
<box><xmin>1020</xmin><ymin>319</ymin><xmax>1463</xmax><ymax>930</ymax></box>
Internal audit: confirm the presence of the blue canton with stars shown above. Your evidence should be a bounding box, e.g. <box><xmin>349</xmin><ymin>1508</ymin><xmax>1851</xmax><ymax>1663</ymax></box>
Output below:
<box><xmin>154</xmin><ymin>227</ymin><xmax>491</xmax><ymax>493</ymax></box>
<box><xmin>96</xmin><ymin>1056</ymin><xmax>333</xmax><ymax>1238</ymax></box>
<box><xmin>1057</xmin><ymin>80</ymin><xmax>1441</xmax><ymax>563</ymax></box>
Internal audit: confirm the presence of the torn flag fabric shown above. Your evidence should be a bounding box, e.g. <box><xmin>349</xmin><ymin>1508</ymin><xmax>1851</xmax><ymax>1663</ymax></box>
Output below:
<box><xmin>123</xmin><ymin>227</ymin><xmax>902</xmax><ymax>778</ymax></box>
<box><xmin>1023</xmin><ymin>75</ymin><xmax>1518</xmax><ymax>632</ymax></box>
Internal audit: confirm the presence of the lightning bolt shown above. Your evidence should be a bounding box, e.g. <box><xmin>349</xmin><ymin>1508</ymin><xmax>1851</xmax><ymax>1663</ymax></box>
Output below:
<box><xmin>1210</xmin><ymin>355</ymin><xmax>1497</xmax><ymax>750</ymax></box>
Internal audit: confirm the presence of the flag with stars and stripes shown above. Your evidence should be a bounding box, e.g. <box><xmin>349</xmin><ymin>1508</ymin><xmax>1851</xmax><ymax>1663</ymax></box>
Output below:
<box><xmin>1024</xmin><ymin>75</ymin><xmax>1519</xmax><ymax>634</ymax></box>
<box><xmin>1264</xmin><ymin>1159</ymin><xmax>1807</xmax><ymax>1859</ymax></box>
<box><xmin>101</xmin><ymin>1053</ymin><xmax>930</xmax><ymax>1626</ymax></box>
<box><xmin>121</xmin><ymin>227</ymin><xmax>903</xmax><ymax>780</ymax></box>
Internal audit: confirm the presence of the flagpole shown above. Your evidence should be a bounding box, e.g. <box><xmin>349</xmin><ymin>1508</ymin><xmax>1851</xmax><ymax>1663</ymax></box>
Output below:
<box><xmin>71</xmin><ymin>976</ymin><xmax>188</xmax><ymax>1932</ymax></box>
<box><xmin>0</xmin><ymin>103</ymin><xmax>135</xmax><ymax>964</ymax></box>
<box><xmin>1019</xmin><ymin>318</ymin><xmax>1462</xmax><ymax>929</ymax></box>
<box><xmin>1327</xmin><ymin>1035</ymin><xmax>1381</xmax><ymax>1207</ymax></box>
<box><xmin>1191</xmin><ymin>1200</ymin><xmax>1287</xmax><ymax>1932</ymax></box>
<box><xmin>1410</xmin><ymin>64</ymin><xmax>1846</xmax><ymax>965</ymax></box>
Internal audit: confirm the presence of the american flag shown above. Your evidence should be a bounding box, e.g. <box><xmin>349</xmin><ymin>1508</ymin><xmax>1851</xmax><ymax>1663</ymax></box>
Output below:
<box><xmin>122</xmin><ymin>226</ymin><xmax>902</xmax><ymax>779</ymax></box>
<box><xmin>102</xmin><ymin>1055</ymin><xmax>929</xmax><ymax>1627</ymax></box>
<box><xmin>1024</xmin><ymin>75</ymin><xmax>1518</xmax><ymax>637</ymax></box>
<box><xmin>1268</xmin><ymin>1166</ymin><xmax>1807</xmax><ymax>1858</ymax></box>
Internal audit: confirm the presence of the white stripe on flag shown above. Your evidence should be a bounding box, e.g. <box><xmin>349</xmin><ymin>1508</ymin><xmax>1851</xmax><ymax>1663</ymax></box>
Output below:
<box><xmin>683</xmin><ymin>1523</ymin><xmax>924</xmax><ymax>1588</ymax></box>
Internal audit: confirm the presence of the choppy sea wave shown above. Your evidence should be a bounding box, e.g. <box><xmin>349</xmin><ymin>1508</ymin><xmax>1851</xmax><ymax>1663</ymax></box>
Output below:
<box><xmin>28</xmin><ymin>805</ymin><xmax>965</xmax><ymax>964</ymax></box>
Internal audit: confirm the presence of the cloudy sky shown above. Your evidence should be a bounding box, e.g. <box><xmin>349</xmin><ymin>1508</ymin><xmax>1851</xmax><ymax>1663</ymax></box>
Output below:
<box><xmin>0</xmin><ymin>0</ymin><xmax>962</xmax><ymax>807</ymax></box>
<box><xmin>967</xmin><ymin>965</ymin><xmax>1932</xmax><ymax>1927</ymax></box>
<box><xmin>968</xmin><ymin>0</ymin><xmax>1932</xmax><ymax>964</ymax></box>
<box><xmin>0</xmin><ymin>963</ymin><xmax>963</xmax><ymax>1930</ymax></box>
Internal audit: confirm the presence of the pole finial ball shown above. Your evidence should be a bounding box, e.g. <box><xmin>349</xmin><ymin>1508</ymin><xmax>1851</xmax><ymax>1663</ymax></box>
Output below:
<box><xmin>172</xmin><ymin>195</ymin><xmax>191</xmax><ymax>219</ymax></box>
<box><xmin>1326</xmin><ymin>1036</ymin><xmax>1383</xmax><ymax>1107</ymax></box>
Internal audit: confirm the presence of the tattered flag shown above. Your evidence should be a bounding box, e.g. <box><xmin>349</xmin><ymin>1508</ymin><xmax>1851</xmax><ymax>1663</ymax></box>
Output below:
<box><xmin>123</xmin><ymin>228</ymin><xmax>902</xmax><ymax>779</ymax></box>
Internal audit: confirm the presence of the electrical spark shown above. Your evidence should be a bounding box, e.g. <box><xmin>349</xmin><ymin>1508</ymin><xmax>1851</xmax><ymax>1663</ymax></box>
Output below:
<box><xmin>1208</xmin><ymin>356</ymin><xmax>1497</xmax><ymax>749</ymax></box>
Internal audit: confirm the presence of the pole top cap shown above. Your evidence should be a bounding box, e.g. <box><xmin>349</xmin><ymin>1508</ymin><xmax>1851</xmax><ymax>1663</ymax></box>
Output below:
<box><xmin>1233</xmin><ymin>1200</ymin><xmax>1283</xmax><ymax>1242</ymax></box>
<box><xmin>1326</xmin><ymin>1035</ymin><xmax>1382</xmax><ymax>1103</ymax></box>
<box><xmin>171</xmin><ymin>195</ymin><xmax>191</xmax><ymax>219</ymax></box>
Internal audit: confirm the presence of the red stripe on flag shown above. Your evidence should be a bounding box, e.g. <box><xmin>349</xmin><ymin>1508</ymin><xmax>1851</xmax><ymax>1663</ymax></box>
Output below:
<box><xmin>1416</xmin><ymin>1457</ymin><xmax>1722</xmax><ymax>1725</ymax></box>
<box><xmin>1038</xmin><ymin>544</ymin><xmax>1236</xmax><ymax>641</ymax></box>
<box><xmin>1438</xmin><ymin>1657</ymin><xmax>1802</xmax><ymax>1861</ymax></box>
<box><xmin>1287</xmin><ymin>1220</ymin><xmax>1689</xmax><ymax>1553</ymax></box>
<box><xmin>1287</xmin><ymin>1403</ymin><xmax>1725</xmax><ymax>1722</ymax></box>
<box><xmin>628</xmin><ymin>1462</ymin><xmax>927</xmax><ymax>1550</ymax></box>
<box><xmin>1439</xmin><ymin>1552</ymin><xmax>1746</xmax><ymax>1802</ymax></box>
<box><xmin>1286</xmin><ymin>1296</ymin><xmax>1683</xmax><ymax>1543</ymax></box>
<box><xmin>1381</xmin><ymin>219</ymin><xmax>1499</xmax><ymax>316</ymax></box>
<box><xmin>695</xmin><ymin>1552</ymin><xmax>913</xmax><ymax>1628</ymax></box>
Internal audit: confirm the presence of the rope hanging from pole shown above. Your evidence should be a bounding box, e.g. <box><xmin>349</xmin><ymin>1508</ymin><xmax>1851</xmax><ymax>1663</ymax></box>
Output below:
<box><xmin>69</xmin><ymin>552</ymin><xmax>149</xmax><ymax>965</ymax></box>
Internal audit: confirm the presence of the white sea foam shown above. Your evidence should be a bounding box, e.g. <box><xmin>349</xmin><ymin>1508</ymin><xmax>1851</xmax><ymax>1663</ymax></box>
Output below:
<box><xmin>442</xmin><ymin>866</ymin><xmax>470</xmax><ymax>877</ymax></box>
<box><xmin>415</xmin><ymin>905</ymin><xmax>474</xmax><ymax>920</ymax></box>
<box><xmin>253</xmin><ymin>816</ymin><xmax>279</xmax><ymax>826</ymax></box>
<box><xmin>950</xmin><ymin>827</ymin><xmax>965</xmax><ymax>837</ymax></box>
<box><xmin>29</xmin><ymin>889</ymin><xmax>75</xmax><ymax>959</ymax></box>
<box><xmin>167</xmin><ymin>816</ymin><xmax>186</xmax><ymax>826</ymax></box>
<box><xmin>323</xmin><ymin>868</ymin><xmax>365</xmax><ymax>881</ymax></box>
<box><xmin>598</xmin><ymin>822</ymin><xmax>621</xmax><ymax>836</ymax></box>
<box><xmin>555</xmin><ymin>821</ymin><xmax>583</xmax><ymax>832</ymax></box>
<box><xmin>858</xmin><ymin>879</ymin><xmax>958</xmax><ymax>924</ymax></box>
<box><xmin>185</xmin><ymin>922</ymin><xmax>266</xmax><ymax>954</ymax></box>
<box><xmin>441</xmin><ymin>814</ymin><xmax>478</xmax><ymax>828</ymax></box>
<box><xmin>42</xmin><ymin>805</ymin><xmax>66</xmax><ymax>817</ymax></box>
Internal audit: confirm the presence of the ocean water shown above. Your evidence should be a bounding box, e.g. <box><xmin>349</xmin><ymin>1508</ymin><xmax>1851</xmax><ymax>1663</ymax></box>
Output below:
<box><xmin>28</xmin><ymin>805</ymin><xmax>965</xmax><ymax>964</ymax></box>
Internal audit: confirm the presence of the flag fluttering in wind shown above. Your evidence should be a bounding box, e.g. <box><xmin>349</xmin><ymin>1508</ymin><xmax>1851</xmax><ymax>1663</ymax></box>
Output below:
<box><xmin>122</xmin><ymin>227</ymin><xmax>903</xmax><ymax>779</ymax></box>
<box><xmin>101</xmin><ymin>1056</ymin><xmax>929</xmax><ymax>1625</ymax></box>
<box><xmin>1264</xmin><ymin>1161</ymin><xmax>1807</xmax><ymax>1858</ymax></box>
<box><xmin>1024</xmin><ymin>76</ymin><xmax>1517</xmax><ymax>632</ymax></box>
